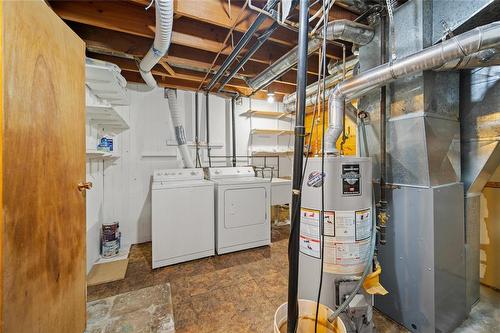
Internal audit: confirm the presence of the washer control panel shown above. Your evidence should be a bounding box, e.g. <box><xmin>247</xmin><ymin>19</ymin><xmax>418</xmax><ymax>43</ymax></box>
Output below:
<box><xmin>153</xmin><ymin>168</ymin><xmax>204</xmax><ymax>182</ymax></box>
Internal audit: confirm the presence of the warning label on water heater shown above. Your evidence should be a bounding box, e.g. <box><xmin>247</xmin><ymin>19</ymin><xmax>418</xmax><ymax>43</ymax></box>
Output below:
<box><xmin>355</xmin><ymin>209</ymin><xmax>371</xmax><ymax>241</ymax></box>
<box><xmin>299</xmin><ymin>208</ymin><xmax>321</xmax><ymax>258</ymax></box>
<box><xmin>334</xmin><ymin>239</ymin><xmax>370</xmax><ymax>266</ymax></box>
<box><xmin>323</xmin><ymin>211</ymin><xmax>335</xmax><ymax>237</ymax></box>
<box><xmin>333</xmin><ymin>211</ymin><xmax>355</xmax><ymax>243</ymax></box>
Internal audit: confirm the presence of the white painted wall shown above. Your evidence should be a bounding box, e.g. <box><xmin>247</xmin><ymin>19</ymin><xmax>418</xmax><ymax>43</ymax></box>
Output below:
<box><xmin>86</xmin><ymin>85</ymin><xmax>293</xmax><ymax>269</ymax></box>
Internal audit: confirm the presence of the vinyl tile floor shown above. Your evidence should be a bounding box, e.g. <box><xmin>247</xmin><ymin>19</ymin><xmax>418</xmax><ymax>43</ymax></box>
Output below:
<box><xmin>88</xmin><ymin>225</ymin><xmax>500</xmax><ymax>332</ymax></box>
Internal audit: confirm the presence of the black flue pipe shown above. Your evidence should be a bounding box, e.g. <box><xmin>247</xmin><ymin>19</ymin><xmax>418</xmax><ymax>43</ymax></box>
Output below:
<box><xmin>287</xmin><ymin>0</ymin><xmax>309</xmax><ymax>332</ymax></box>
<box><xmin>206</xmin><ymin>92</ymin><xmax>212</xmax><ymax>167</ymax></box>
<box><xmin>231</xmin><ymin>97</ymin><xmax>237</xmax><ymax>167</ymax></box>
<box><xmin>379</xmin><ymin>14</ymin><xmax>388</xmax><ymax>245</ymax></box>
<box><xmin>205</xmin><ymin>0</ymin><xmax>279</xmax><ymax>91</ymax></box>
<box><xmin>217</xmin><ymin>21</ymin><xmax>280</xmax><ymax>93</ymax></box>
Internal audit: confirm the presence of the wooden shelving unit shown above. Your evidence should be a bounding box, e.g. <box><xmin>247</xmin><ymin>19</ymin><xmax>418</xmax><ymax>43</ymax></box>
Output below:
<box><xmin>251</xmin><ymin>150</ymin><xmax>294</xmax><ymax>157</ymax></box>
<box><xmin>251</xmin><ymin>129</ymin><xmax>294</xmax><ymax>136</ymax></box>
<box><xmin>240</xmin><ymin>109</ymin><xmax>294</xmax><ymax>119</ymax></box>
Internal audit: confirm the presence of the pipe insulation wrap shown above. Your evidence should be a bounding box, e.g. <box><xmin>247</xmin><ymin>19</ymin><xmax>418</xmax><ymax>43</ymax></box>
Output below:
<box><xmin>139</xmin><ymin>0</ymin><xmax>174</xmax><ymax>88</ymax></box>
<box><xmin>166</xmin><ymin>89</ymin><xmax>195</xmax><ymax>168</ymax></box>
<box><xmin>324</xmin><ymin>21</ymin><xmax>500</xmax><ymax>154</ymax></box>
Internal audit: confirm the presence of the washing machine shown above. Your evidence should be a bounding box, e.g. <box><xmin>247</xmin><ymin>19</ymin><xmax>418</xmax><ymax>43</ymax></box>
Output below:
<box><xmin>151</xmin><ymin>168</ymin><xmax>214</xmax><ymax>268</ymax></box>
<box><xmin>207</xmin><ymin>167</ymin><xmax>271</xmax><ymax>254</ymax></box>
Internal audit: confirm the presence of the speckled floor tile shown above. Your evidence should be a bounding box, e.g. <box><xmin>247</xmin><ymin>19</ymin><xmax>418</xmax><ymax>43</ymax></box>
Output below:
<box><xmin>86</xmin><ymin>283</ymin><xmax>174</xmax><ymax>333</ymax></box>
<box><xmin>87</xmin><ymin>224</ymin><xmax>500</xmax><ymax>332</ymax></box>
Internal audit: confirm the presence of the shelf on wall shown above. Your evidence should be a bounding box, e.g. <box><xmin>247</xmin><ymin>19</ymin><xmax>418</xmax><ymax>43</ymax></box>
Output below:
<box><xmin>85</xmin><ymin>58</ymin><xmax>129</xmax><ymax>106</ymax></box>
<box><xmin>240</xmin><ymin>110</ymin><xmax>294</xmax><ymax>119</ymax></box>
<box><xmin>251</xmin><ymin>150</ymin><xmax>294</xmax><ymax>157</ymax></box>
<box><xmin>86</xmin><ymin>149</ymin><xmax>120</xmax><ymax>160</ymax></box>
<box><xmin>251</xmin><ymin>129</ymin><xmax>295</xmax><ymax>136</ymax></box>
<box><xmin>86</xmin><ymin>102</ymin><xmax>129</xmax><ymax>132</ymax></box>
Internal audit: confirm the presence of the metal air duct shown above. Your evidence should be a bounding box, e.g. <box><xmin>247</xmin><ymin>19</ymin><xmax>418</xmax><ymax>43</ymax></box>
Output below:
<box><xmin>282</xmin><ymin>58</ymin><xmax>358</xmax><ymax>110</ymax></box>
<box><xmin>325</xmin><ymin>21</ymin><xmax>500</xmax><ymax>154</ymax></box>
<box><xmin>436</xmin><ymin>46</ymin><xmax>500</xmax><ymax>70</ymax></box>
<box><xmin>247</xmin><ymin>20</ymin><xmax>374</xmax><ymax>92</ymax></box>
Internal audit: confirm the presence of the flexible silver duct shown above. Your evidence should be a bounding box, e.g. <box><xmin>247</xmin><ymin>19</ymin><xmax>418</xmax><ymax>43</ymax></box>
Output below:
<box><xmin>247</xmin><ymin>20</ymin><xmax>373</xmax><ymax>92</ymax></box>
<box><xmin>166</xmin><ymin>89</ymin><xmax>195</xmax><ymax>168</ymax></box>
<box><xmin>324</xmin><ymin>21</ymin><xmax>500</xmax><ymax>154</ymax></box>
<box><xmin>139</xmin><ymin>0</ymin><xmax>174</xmax><ymax>88</ymax></box>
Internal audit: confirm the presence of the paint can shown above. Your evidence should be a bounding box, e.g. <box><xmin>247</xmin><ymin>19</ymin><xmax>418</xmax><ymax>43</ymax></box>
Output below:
<box><xmin>101</xmin><ymin>221</ymin><xmax>121</xmax><ymax>258</ymax></box>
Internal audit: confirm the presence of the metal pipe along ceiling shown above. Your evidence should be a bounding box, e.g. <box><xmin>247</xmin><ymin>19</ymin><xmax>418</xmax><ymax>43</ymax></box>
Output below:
<box><xmin>324</xmin><ymin>21</ymin><xmax>500</xmax><ymax>154</ymax></box>
<box><xmin>216</xmin><ymin>21</ymin><xmax>280</xmax><ymax>93</ymax></box>
<box><xmin>247</xmin><ymin>19</ymin><xmax>374</xmax><ymax>92</ymax></box>
<box><xmin>205</xmin><ymin>0</ymin><xmax>279</xmax><ymax>92</ymax></box>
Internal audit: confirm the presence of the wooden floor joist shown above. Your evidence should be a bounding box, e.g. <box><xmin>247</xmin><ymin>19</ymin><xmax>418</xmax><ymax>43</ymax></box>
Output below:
<box><xmin>50</xmin><ymin>0</ymin><xmax>355</xmax><ymax>99</ymax></box>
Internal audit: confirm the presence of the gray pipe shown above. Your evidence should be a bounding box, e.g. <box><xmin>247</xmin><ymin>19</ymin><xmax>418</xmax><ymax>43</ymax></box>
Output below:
<box><xmin>325</xmin><ymin>21</ymin><xmax>500</xmax><ymax>154</ymax></box>
<box><xmin>247</xmin><ymin>20</ymin><xmax>373</xmax><ymax>92</ymax></box>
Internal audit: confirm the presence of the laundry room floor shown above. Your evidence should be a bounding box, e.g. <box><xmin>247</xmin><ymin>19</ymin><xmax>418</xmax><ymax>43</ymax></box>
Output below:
<box><xmin>87</xmin><ymin>225</ymin><xmax>499</xmax><ymax>333</ymax></box>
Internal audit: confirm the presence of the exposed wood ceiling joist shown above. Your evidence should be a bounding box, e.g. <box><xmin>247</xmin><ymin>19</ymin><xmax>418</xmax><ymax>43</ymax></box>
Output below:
<box><xmin>51</xmin><ymin>0</ymin><xmax>357</xmax><ymax>99</ymax></box>
<box><xmin>68</xmin><ymin>23</ymin><xmax>321</xmax><ymax>89</ymax></box>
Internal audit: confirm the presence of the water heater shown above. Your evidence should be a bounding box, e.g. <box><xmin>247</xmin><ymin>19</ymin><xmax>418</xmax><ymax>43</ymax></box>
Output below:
<box><xmin>298</xmin><ymin>156</ymin><xmax>373</xmax><ymax>320</ymax></box>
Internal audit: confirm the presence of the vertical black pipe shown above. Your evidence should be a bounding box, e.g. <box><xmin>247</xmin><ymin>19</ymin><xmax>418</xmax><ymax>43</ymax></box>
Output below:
<box><xmin>287</xmin><ymin>0</ymin><xmax>308</xmax><ymax>332</ymax></box>
<box><xmin>231</xmin><ymin>97</ymin><xmax>237</xmax><ymax>167</ymax></box>
<box><xmin>195</xmin><ymin>92</ymin><xmax>200</xmax><ymax>168</ymax></box>
<box><xmin>206</xmin><ymin>92</ymin><xmax>212</xmax><ymax>167</ymax></box>
<box><xmin>379</xmin><ymin>14</ymin><xmax>388</xmax><ymax>245</ymax></box>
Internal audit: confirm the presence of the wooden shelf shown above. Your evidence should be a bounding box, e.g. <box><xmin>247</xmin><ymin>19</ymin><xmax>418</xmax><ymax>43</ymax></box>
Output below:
<box><xmin>251</xmin><ymin>150</ymin><xmax>294</xmax><ymax>157</ymax></box>
<box><xmin>240</xmin><ymin>110</ymin><xmax>294</xmax><ymax>119</ymax></box>
<box><xmin>251</xmin><ymin>129</ymin><xmax>294</xmax><ymax>136</ymax></box>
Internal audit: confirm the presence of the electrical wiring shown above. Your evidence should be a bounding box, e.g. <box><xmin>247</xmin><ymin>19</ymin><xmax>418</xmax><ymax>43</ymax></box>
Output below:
<box><xmin>314</xmin><ymin>0</ymin><xmax>329</xmax><ymax>331</ymax></box>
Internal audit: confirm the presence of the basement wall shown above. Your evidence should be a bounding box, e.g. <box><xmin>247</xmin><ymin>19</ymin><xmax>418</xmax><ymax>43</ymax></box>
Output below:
<box><xmin>86</xmin><ymin>85</ymin><xmax>292</xmax><ymax>270</ymax></box>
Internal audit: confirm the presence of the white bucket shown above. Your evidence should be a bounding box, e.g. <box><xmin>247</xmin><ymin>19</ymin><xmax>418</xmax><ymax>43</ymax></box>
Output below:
<box><xmin>274</xmin><ymin>299</ymin><xmax>347</xmax><ymax>333</ymax></box>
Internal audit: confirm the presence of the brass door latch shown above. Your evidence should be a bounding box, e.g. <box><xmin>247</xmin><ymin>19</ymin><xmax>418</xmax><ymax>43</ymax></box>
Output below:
<box><xmin>77</xmin><ymin>181</ymin><xmax>93</xmax><ymax>191</ymax></box>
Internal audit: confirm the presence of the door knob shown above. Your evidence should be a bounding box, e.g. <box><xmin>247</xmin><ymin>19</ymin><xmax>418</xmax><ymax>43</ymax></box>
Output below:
<box><xmin>77</xmin><ymin>181</ymin><xmax>93</xmax><ymax>191</ymax></box>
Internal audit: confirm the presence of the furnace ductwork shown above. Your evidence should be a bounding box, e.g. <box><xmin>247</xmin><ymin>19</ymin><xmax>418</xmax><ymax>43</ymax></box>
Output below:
<box><xmin>166</xmin><ymin>89</ymin><xmax>195</xmax><ymax>168</ymax></box>
<box><xmin>325</xmin><ymin>21</ymin><xmax>500</xmax><ymax>154</ymax></box>
<box><xmin>324</xmin><ymin>19</ymin><xmax>374</xmax><ymax>45</ymax></box>
<box><xmin>139</xmin><ymin>0</ymin><xmax>174</xmax><ymax>88</ymax></box>
<box><xmin>283</xmin><ymin>58</ymin><xmax>358</xmax><ymax>110</ymax></box>
<box><xmin>436</xmin><ymin>46</ymin><xmax>500</xmax><ymax>70</ymax></box>
<box><xmin>247</xmin><ymin>20</ymin><xmax>373</xmax><ymax>92</ymax></box>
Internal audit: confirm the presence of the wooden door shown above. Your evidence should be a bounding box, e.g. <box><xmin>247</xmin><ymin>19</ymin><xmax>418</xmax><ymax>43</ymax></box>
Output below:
<box><xmin>2</xmin><ymin>1</ymin><xmax>87</xmax><ymax>332</ymax></box>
